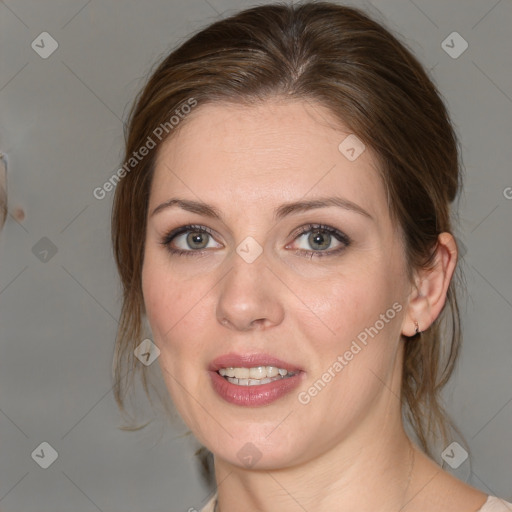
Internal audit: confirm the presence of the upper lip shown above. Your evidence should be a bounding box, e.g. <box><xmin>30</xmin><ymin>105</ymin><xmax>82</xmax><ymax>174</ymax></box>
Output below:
<box><xmin>209</xmin><ymin>353</ymin><xmax>303</xmax><ymax>373</ymax></box>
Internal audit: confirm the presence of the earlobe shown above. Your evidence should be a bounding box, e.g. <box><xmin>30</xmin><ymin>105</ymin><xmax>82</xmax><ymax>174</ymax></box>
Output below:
<box><xmin>401</xmin><ymin>232</ymin><xmax>458</xmax><ymax>338</ymax></box>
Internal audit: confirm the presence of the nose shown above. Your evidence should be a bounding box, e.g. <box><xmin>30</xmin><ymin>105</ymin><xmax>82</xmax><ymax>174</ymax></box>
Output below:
<box><xmin>215</xmin><ymin>251</ymin><xmax>285</xmax><ymax>331</ymax></box>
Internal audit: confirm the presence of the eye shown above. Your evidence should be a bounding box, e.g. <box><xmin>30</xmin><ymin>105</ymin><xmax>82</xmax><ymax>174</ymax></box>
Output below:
<box><xmin>160</xmin><ymin>224</ymin><xmax>222</xmax><ymax>256</ymax></box>
<box><xmin>160</xmin><ymin>223</ymin><xmax>350</xmax><ymax>259</ymax></box>
<box><xmin>287</xmin><ymin>224</ymin><xmax>350</xmax><ymax>258</ymax></box>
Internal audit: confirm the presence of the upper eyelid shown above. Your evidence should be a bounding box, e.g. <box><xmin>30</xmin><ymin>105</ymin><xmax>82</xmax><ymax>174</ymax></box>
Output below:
<box><xmin>163</xmin><ymin>224</ymin><xmax>220</xmax><ymax>244</ymax></box>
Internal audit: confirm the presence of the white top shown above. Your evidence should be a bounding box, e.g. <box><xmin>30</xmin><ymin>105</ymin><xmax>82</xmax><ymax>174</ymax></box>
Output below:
<box><xmin>199</xmin><ymin>494</ymin><xmax>512</xmax><ymax>512</ymax></box>
<box><xmin>478</xmin><ymin>496</ymin><xmax>512</xmax><ymax>512</ymax></box>
<box><xmin>200</xmin><ymin>494</ymin><xmax>216</xmax><ymax>512</ymax></box>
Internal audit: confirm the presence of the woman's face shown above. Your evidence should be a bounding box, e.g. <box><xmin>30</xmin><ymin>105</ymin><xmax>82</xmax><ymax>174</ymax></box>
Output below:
<box><xmin>142</xmin><ymin>99</ymin><xmax>413</xmax><ymax>469</ymax></box>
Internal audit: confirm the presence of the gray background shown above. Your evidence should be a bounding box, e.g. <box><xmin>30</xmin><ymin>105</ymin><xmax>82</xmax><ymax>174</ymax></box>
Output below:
<box><xmin>0</xmin><ymin>0</ymin><xmax>511</xmax><ymax>510</ymax></box>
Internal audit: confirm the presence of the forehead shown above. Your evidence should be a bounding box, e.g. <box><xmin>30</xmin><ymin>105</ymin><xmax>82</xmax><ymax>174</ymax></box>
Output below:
<box><xmin>151</xmin><ymin>99</ymin><xmax>388</xmax><ymax>222</ymax></box>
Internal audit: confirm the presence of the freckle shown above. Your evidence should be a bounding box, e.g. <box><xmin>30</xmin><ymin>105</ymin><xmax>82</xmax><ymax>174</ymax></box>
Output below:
<box><xmin>13</xmin><ymin>206</ymin><xmax>25</xmax><ymax>222</ymax></box>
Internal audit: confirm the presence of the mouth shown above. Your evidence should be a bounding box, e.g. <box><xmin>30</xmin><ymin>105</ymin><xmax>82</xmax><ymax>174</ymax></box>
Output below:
<box><xmin>209</xmin><ymin>353</ymin><xmax>304</xmax><ymax>406</ymax></box>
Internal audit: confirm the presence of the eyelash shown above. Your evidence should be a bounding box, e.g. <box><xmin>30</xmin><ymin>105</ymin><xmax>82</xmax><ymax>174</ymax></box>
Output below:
<box><xmin>159</xmin><ymin>223</ymin><xmax>351</xmax><ymax>259</ymax></box>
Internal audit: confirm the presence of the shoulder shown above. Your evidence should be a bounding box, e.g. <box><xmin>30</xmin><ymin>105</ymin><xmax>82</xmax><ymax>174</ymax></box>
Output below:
<box><xmin>406</xmin><ymin>447</ymin><xmax>490</xmax><ymax>511</ymax></box>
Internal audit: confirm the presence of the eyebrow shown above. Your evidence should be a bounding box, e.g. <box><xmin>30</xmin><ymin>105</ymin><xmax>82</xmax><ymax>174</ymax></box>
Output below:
<box><xmin>150</xmin><ymin>196</ymin><xmax>373</xmax><ymax>221</ymax></box>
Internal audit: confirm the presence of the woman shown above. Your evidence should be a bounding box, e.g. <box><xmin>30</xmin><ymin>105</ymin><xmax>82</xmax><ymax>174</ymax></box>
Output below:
<box><xmin>111</xmin><ymin>2</ymin><xmax>511</xmax><ymax>511</ymax></box>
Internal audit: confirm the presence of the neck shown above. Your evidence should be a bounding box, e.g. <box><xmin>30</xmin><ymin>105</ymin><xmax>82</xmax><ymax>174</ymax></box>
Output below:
<box><xmin>213</xmin><ymin>420</ymin><xmax>417</xmax><ymax>512</ymax></box>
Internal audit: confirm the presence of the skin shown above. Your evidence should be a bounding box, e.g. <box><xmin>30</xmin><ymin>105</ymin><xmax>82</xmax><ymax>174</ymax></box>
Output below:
<box><xmin>142</xmin><ymin>99</ymin><xmax>487</xmax><ymax>511</ymax></box>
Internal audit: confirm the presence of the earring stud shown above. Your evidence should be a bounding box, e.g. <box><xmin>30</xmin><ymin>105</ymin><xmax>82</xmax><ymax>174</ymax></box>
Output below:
<box><xmin>414</xmin><ymin>320</ymin><xmax>420</xmax><ymax>335</ymax></box>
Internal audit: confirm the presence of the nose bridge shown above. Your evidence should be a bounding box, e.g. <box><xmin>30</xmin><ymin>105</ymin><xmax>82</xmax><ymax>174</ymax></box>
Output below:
<box><xmin>216</xmin><ymin>240</ymin><xmax>284</xmax><ymax>330</ymax></box>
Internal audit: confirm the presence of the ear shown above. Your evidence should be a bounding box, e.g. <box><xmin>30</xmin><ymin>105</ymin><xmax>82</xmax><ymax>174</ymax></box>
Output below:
<box><xmin>401</xmin><ymin>232</ymin><xmax>458</xmax><ymax>337</ymax></box>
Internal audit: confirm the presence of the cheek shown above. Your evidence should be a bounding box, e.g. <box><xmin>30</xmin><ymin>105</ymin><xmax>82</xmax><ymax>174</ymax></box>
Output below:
<box><xmin>295</xmin><ymin>274</ymin><xmax>404</xmax><ymax>407</ymax></box>
<box><xmin>141</xmin><ymin>253</ymin><xmax>212</xmax><ymax>356</ymax></box>
<box><xmin>141</xmin><ymin>255</ymin><xmax>210</xmax><ymax>419</ymax></box>
<box><xmin>142</xmin><ymin>258</ymin><xmax>173</xmax><ymax>341</ymax></box>
<box><xmin>296</xmin><ymin>261</ymin><xmax>402</xmax><ymax>345</ymax></box>
<box><xmin>293</xmin><ymin>260</ymin><xmax>407</xmax><ymax>414</ymax></box>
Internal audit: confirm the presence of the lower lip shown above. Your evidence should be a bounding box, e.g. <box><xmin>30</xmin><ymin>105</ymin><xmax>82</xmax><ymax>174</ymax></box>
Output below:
<box><xmin>209</xmin><ymin>370</ymin><xmax>304</xmax><ymax>407</ymax></box>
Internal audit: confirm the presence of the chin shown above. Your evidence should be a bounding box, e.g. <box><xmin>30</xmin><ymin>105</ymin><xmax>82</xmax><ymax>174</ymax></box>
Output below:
<box><xmin>202</xmin><ymin>425</ymin><xmax>309</xmax><ymax>470</ymax></box>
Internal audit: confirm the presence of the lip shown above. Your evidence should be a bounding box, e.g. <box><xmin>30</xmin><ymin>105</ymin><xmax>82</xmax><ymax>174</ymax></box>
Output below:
<box><xmin>209</xmin><ymin>352</ymin><xmax>303</xmax><ymax>373</ymax></box>
<box><xmin>209</xmin><ymin>352</ymin><xmax>305</xmax><ymax>407</ymax></box>
<box><xmin>209</xmin><ymin>370</ymin><xmax>304</xmax><ymax>407</ymax></box>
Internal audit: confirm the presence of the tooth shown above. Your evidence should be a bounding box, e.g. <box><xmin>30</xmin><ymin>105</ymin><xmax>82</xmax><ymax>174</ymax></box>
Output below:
<box><xmin>224</xmin><ymin>373</ymin><xmax>294</xmax><ymax>386</ymax></box>
<box><xmin>233</xmin><ymin>368</ymin><xmax>250</xmax><ymax>379</ymax></box>
<box><xmin>249</xmin><ymin>366</ymin><xmax>266</xmax><ymax>379</ymax></box>
<box><xmin>219</xmin><ymin>366</ymin><xmax>295</xmax><ymax>382</ymax></box>
<box><xmin>266</xmin><ymin>366</ymin><xmax>279</xmax><ymax>378</ymax></box>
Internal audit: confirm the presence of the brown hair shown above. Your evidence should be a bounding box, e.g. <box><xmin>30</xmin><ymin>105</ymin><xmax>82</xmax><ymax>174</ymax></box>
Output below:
<box><xmin>111</xmin><ymin>1</ymin><xmax>465</xmax><ymax>483</ymax></box>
